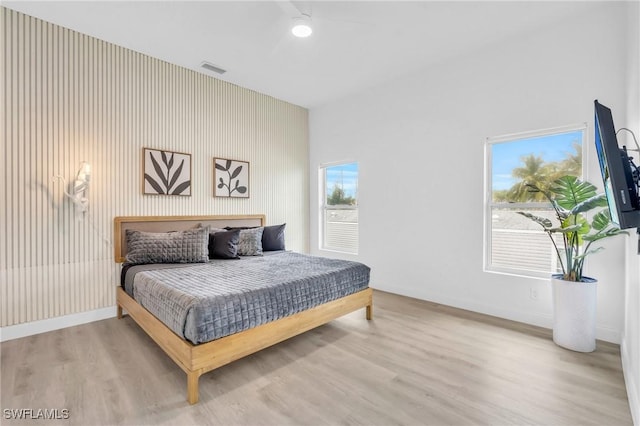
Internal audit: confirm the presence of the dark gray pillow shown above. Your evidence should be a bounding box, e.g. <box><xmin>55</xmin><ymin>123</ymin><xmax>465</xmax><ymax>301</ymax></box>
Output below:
<box><xmin>125</xmin><ymin>227</ymin><xmax>209</xmax><ymax>264</ymax></box>
<box><xmin>262</xmin><ymin>223</ymin><xmax>286</xmax><ymax>251</ymax></box>
<box><xmin>209</xmin><ymin>229</ymin><xmax>240</xmax><ymax>259</ymax></box>
<box><xmin>237</xmin><ymin>227</ymin><xmax>264</xmax><ymax>256</ymax></box>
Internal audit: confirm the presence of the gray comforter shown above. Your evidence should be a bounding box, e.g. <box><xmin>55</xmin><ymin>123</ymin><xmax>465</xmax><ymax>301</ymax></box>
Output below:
<box><xmin>123</xmin><ymin>252</ymin><xmax>370</xmax><ymax>344</ymax></box>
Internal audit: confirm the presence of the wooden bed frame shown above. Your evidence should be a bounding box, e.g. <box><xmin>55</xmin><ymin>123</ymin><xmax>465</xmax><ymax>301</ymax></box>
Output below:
<box><xmin>114</xmin><ymin>215</ymin><xmax>373</xmax><ymax>404</ymax></box>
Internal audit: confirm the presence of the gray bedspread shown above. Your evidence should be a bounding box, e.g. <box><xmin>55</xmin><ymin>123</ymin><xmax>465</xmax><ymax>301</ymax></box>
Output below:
<box><xmin>123</xmin><ymin>252</ymin><xmax>370</xmax><ymax>344</ymax></box>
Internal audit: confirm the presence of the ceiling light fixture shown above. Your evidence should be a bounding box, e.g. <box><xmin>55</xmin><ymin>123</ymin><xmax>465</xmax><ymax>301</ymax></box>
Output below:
<box><xmin>291</xmin><ymin>14</ymin><xmax>312</xmax><ymax>38</ymax></box>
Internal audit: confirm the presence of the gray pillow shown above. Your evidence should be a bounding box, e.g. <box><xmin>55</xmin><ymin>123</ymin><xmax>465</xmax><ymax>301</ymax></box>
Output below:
<box><xmin>237</xmin><ymin>227</ymin><xmax>264</xmax><ymax>256</ymax></box>
<box><xmin>125</xmin><ymin>227</ymin><xmax>209</xmax><ymax>264</ymax></box>
<box><xmin>209</xmin><ymin>229</ymin><xmax>240</xmax><ymax>259</ymax></box>
<box><xmin>262</xmin><ymin>223</ymin><xmax>286</xmax><ymax>251</ymax></box>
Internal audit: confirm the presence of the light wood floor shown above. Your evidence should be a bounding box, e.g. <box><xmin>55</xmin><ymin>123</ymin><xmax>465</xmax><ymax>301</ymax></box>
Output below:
<box><xmin>1</xmin><ymin>290</ymin><xmax>632</xmax><ymax>425</ymax></box>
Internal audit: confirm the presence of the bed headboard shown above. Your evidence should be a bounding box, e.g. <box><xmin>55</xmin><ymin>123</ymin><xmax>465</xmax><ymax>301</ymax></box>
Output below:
<box><xmin>113</xmin><ymin>214</ymin><xmax>266</xmax><ymax>263</ymax></box>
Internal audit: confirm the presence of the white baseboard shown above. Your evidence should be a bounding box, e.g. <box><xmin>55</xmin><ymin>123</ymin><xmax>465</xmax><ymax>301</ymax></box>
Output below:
<box><xmin>621</xmin><ymin>338</ymin><xmax>639</xmax><ymax>426</ymax></box>
<box><xmin>373</xmin><ymin>283</ymin><xmax>621</xmax><ymax>344</ymax></box>
<box><xmin>0</xmin><ymin>306</ymin><xmax>117</xmax><ymax>342</ymax></box>
<box><xmin>0</xmin><ymin>287</ymin><xmax>623</xmax><ymax>346</ymax></box>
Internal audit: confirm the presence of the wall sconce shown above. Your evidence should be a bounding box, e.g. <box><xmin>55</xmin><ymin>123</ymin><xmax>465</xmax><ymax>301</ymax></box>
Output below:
<box><xmin>53</xmin><ymin>161</ymin><xmax>91</xmax><ymax>214</ymax></box>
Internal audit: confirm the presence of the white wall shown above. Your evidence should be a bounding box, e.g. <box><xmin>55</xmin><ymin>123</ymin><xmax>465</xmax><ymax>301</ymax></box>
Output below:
<box><xmin>623</xmin><ymin>1</ymin><xmax>639</xmax><ymax>423</ymax></box>
<box><xmin>310</xmin><ymin>3</ymin><xmax>630</xmax><ymax>343</ymax></box>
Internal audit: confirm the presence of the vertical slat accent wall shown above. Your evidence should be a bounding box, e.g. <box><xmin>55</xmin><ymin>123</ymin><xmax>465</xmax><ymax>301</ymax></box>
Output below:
<box><xmin>0</xmin><ymin>8</ymin><xmax>310</xmax><ymax>327</ymax></box>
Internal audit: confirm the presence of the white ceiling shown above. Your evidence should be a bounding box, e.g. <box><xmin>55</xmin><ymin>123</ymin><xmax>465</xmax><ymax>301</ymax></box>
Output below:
<box><xmin>3</xmin><ymin>1</ymin><xmax>606</xmax><ymax>108</ymax></box>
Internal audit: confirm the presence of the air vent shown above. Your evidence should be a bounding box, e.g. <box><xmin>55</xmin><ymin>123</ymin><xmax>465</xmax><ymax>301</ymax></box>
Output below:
<box><xmin>200</xmin><ymin>61</ymin><xmax>227</xmax><ymax>75</ymax></box>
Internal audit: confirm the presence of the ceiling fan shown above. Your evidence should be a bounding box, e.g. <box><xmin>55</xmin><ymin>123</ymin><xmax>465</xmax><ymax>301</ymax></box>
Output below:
<box><xmin>276</xmin><ymin>1</ymin><xmax>314</xmax><ymax>38</ymax></box>
<box><xmin>267</xmin><ymin>1</ymin><xmax>367</xmax><ymax>56</ymax></box>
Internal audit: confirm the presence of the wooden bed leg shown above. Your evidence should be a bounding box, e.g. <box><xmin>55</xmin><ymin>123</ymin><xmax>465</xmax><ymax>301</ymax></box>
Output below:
<box><xmin>366</xmin><ymin>304</ymin><xmax>373</xmax><ymax>320</ymax></box>
<box><xmin>117</xmin><ymin>305</ymin><xmax>123</xmax><ymax>319</ymax></box>
<box><xmin>187</xmin><ymin>371</ymin><xmax>200</xmax><ymax>405</ymax></box>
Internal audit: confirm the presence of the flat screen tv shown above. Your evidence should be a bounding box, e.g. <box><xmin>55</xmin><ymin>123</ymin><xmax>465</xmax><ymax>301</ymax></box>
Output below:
<box><xmin>594</xmin><ymin>100</ymin><xmax>640</xmax><ymax>229</ymax></box>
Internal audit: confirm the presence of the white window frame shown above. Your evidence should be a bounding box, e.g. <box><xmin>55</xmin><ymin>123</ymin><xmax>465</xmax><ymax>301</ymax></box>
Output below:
<box><xmin>319</xmin><ymin>161</ymin><xmax>359</xmax><ymax>255</ymax></box>
<box><xmin>484</xmin><ymin>123</ymin><xmax>586</xmax><ymax>278</ymax></box>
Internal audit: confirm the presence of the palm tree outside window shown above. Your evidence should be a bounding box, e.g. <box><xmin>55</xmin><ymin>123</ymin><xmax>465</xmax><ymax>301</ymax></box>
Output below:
<box><xmin>484</xmin><ymin>124</ymin><xmax>585</xmax><ymax>277</ymax></box>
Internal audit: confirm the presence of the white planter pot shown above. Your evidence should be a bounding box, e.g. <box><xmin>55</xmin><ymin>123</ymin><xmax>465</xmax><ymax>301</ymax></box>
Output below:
<box><xmin>551</xmin><ymin>275</ymin><xmax>597</xmax><ymax>352</ymax></box>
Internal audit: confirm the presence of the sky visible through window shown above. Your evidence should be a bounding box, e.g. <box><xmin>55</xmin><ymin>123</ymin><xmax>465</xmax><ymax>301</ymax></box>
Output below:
<box><xmin>326</xmin><ymin>163</ymin><xmax>358</xmax><ymax>199</ymax></box>
<box><xmin>492</xmin><ymin>130</ymin><xmax>582</xmax><ymax>191</ymax></box>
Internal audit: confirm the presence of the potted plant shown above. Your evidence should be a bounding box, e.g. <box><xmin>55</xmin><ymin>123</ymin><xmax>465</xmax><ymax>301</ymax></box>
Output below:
<box><xmin>517</xmin><ymin>175</ymin><xmax>627</xmax><ymax>352</ymax></box>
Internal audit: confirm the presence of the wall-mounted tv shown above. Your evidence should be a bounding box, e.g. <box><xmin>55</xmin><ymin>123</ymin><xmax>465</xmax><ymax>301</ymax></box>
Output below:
<box><xmin>593</xmin><ymin>100</ymin><xmax>640</xmax><ymax>230</ymax></box>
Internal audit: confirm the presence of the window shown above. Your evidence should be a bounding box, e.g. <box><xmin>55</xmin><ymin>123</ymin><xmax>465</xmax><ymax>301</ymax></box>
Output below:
<box><xmin>485</xmin><ymin>124</ymin><xmax>585</xmax><ymax>277</ymax></box>
<box><xmin>320</xmin><ymin>162</ymin><xmax>359</xmax><ymax>254</ymax></box>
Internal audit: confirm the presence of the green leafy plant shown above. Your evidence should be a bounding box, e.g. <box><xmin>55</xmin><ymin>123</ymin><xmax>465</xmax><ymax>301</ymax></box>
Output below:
<box><xmin>517</xmin><ymin>175</ymin><xmax>627</xmax><ymax>282</ymax></box>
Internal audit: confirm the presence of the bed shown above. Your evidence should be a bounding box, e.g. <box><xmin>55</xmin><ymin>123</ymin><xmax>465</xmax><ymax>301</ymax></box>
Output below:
<box><xmin>114</xmin><ymin>215</ymin><xmax>373</xmax><ymax>404</ymax></box>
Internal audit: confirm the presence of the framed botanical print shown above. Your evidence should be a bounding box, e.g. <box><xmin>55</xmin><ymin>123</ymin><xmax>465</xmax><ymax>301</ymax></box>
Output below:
<box><xmin>214</xmin><ymin>158</ymin><xmax>249</xmax><ymax>198</ymax></box>
<box><xmin>143</xmin><ymin>148</ymin><xmax>192</xmax><ymax>196</ymax></box>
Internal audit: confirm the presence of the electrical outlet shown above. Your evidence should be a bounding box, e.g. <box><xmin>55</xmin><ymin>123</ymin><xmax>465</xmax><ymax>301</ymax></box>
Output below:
<box><xmin>530</xmin><ymin>287</ymin><xmax>539</xmax><ymax>300</ymax></box>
